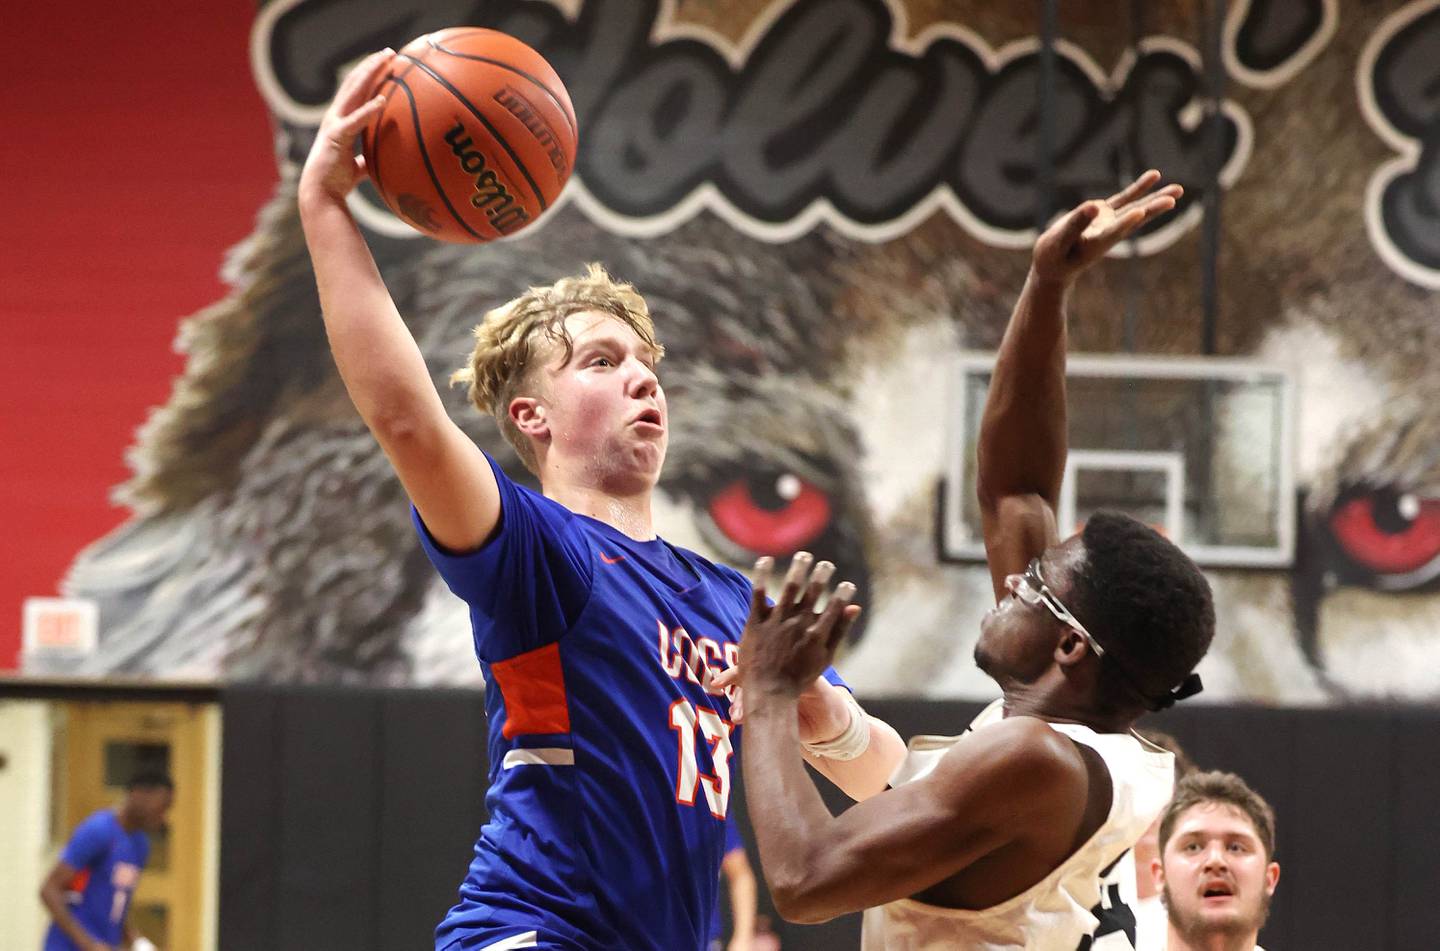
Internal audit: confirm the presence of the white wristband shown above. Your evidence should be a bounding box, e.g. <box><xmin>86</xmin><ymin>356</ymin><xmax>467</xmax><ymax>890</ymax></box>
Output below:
<box><xmin>802</xmin><ymin>690</ymin><xmax>871</xmax><ymax>761</ymax></box>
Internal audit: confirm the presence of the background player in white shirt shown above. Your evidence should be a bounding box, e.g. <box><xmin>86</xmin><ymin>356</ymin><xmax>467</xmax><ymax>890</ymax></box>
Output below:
<box><xmin>1152</xmin><ymin>771</ymin><xmax>1280</xmax><ymax>951</ymax></box>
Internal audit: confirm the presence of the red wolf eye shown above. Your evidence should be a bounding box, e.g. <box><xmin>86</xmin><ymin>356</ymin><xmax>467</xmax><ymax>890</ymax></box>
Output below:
<box><xmin>707</xmin><ymin>473</ymin><xmax>832</xmax><ymax>555</ymax></box>
<box><xmin>1328</xmin><ymin>489</ymin><xmax>1440</xmax><ymax>578</ymax></box>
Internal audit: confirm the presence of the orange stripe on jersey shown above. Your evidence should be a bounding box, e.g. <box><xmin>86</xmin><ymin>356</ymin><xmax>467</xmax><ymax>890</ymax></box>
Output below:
<box><xmin>65</xmin><ymin>867</ymin><xmax>91</xmax><ymax>894</ymax></box>
<box><xmin>492</xmin><ymin>642</ymin><xmax>571</xmax><ymax>738</ymax></box>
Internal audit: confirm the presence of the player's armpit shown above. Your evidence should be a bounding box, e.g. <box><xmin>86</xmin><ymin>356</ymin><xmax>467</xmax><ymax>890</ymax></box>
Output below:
<box><xmin>979</xmin><ymin>493</ymin><xmax>1060</xmax><ymax>602</ymax></box>
<box><xmin>379</xmin><ymin>416</ymin><xmax>502</xmax><ymax>554</ymax></box>
<box><xmin>39</xmin><ymin>858</ymin><xmax>77</xmax><ymax>898</ymax></box>
<box><xmin>766</xmin><ymin>717</ymin><xmax>1080</xmax><ymax>924</ymax></box>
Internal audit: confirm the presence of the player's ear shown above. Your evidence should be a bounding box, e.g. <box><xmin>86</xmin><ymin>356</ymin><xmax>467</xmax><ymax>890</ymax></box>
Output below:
<box><xmin>511</xmin><ymin>396</ymin><xmax>548</xmax><ymax>438</ymax></box>
<box><xmin>1150</xmin><ymin>856</ymin><xmax>1165</xmax><ymax>894</ymax></box>
<box><xmin>1264</xmin><ymin>860</ymin><xmax>1280</xmax><ymax>895</ymax></box>
<box><xmin>1054</xmin><ymin>629</ymin><xmax>1086</xmax><ymax>666</ymax></box>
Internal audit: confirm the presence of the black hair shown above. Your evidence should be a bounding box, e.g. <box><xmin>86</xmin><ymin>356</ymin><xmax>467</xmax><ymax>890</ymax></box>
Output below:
<box><xmin>1069</xmin><ymin>511</ymin><xmax>1215</xmax><ymax>713</ymax></box>
<box><xmin>127</xmin><ymin>771</ymin><xmax>175</xmax><ymax>792</ymax></box>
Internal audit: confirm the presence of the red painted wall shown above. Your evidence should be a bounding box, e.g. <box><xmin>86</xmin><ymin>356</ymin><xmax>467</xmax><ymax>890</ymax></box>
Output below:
<box><xmin>1</xmin><ymin>2</ymin><xmax>277</xmax><ymax>668</ymax></box>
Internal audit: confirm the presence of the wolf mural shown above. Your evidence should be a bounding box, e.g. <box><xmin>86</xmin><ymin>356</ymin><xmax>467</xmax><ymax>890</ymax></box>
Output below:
<box><xmin>57</xmin><ymin>0</ymin><xmax>1440</xmax><ymax>702</ymax></box>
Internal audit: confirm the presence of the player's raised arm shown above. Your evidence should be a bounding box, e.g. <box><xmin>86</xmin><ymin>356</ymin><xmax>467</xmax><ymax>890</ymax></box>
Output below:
<box><xmin>297</xmin><ymin>48</ymin><xmax>500</xmax><ymax>553</ymax></box>
<box><xmin>976</xmin><ymin>171</ymin><xmax>1182</xmax><ymax>600</ymax></box>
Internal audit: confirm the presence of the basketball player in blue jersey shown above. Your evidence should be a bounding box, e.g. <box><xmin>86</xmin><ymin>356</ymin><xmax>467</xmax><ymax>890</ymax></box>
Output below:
<box><xmin>39</xmin><ymin>773</ymin><xmax>172</xmax><ymax>951</ymax></box>
<box><xmin>711</xmin><ymin>815</ymin><xmax>758</xmax><ymax>951</ymax></box>
<box><xmin>298</xmin><ymin>49</ymin><xmax>905</xmax><ymax>951</ymax></box>
<box><xmin>736</xmin><ymin>172</ymin><xmax>1218</xmax><ymax>950</ymax></box>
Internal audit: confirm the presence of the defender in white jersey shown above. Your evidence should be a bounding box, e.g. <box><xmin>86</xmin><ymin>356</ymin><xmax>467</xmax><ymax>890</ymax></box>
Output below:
<box><xmin>736</xmin><ymin>173</ymin><xmax>1216</xmax><ymax>950</ymax></box>
<box><xmin>860</xmin><ymin>701</ymin><xmax>1175</xmax><ymax>950</ymax></box>
<box><xmin>1086</xmin><ymin>731</ymin><xmax>1196</xmax><ymax>950</ymax></box>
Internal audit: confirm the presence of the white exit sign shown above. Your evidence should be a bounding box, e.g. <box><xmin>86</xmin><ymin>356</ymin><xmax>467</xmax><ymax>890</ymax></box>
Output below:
<box><xmin>22</xmin><ymin>597</ymin><xmax>98</xmax><ymax>656</ymax></box>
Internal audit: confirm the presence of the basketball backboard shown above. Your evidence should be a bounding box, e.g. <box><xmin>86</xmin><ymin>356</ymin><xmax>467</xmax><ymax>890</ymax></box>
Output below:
<box><xmin>941</xmin><ymin>354</ymin><xmax>1295</xmax><ymax>567</ymax></box>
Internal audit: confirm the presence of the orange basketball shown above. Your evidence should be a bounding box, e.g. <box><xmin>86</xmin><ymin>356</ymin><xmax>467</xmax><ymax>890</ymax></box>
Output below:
<box><xmin>361</xmin><ymin>28</ymin><xmax>578</xmax><ymax>243</ymax></box>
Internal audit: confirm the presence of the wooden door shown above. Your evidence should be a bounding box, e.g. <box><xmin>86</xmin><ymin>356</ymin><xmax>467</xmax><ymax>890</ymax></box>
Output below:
<box><xmin>61</xmin><ymin>701</ymin><xmax>213</xmax><ymax>950</ymax></box>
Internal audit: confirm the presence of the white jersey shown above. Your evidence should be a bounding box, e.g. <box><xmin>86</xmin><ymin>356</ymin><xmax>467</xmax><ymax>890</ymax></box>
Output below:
<box><xmin>860</xmin><ymin>700</ymin><xmax>1175</xmax><ymax>951</ymax></box>
<box><xmin>1089</xmin><ymin>851</ymin><xmax>1165</xmax><ymax>950</ymax></box>
<box><xmin>1087</xmin><ymin>851</ymin><xmax>1145</xmax><ymax>950</ymax></box>
<box><xmin>1131</xmin><ymin>891</ymin><xmax>1167</xmax><ymax>950</ymax></box>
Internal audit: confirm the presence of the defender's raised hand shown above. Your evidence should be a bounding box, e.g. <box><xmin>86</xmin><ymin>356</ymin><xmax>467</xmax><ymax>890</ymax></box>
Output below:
<box><xmin>739</xmin><ymin>552</ymin><xmax>861</xmax><ymax>697</ymax></box>
<box><xmin>299</xmin><ymin>48</ymin><xmax>397</xmax><ymax>202</ymax></box>
<box><xmin>1031</xmin><ymin>170</ymin><xmax>1182</xmax><ymax>285</ymax></box>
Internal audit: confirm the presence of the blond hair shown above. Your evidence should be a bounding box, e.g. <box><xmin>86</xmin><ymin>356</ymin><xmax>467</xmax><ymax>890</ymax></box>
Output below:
<box><xmin>451</xmin><ymin>264</ymin><xmax>664</xmax><ymax>473</ymax></box>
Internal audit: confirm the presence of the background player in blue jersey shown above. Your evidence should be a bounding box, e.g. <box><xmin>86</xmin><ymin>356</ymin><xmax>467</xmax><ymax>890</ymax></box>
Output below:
<box><xmin>710</xmin><ymin>815</ymin><xmax>758</xmax><ymax>951</ymax></box>
<box><xmin>298</xmin><ymin>50</ymin><xmax>906</xmax><ymax>951</ymax></box>
<box><xmin>39</xmin><ymin>772</ymin><xmax>172</xmax><ymax>951</ymax></box>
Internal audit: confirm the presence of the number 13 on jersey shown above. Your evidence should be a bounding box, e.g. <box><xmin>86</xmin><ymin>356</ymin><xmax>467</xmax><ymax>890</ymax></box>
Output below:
<box><xmin>669</xmin><ymin>699</ymin><xmax>735</xmax><ymax>818</ymax></box>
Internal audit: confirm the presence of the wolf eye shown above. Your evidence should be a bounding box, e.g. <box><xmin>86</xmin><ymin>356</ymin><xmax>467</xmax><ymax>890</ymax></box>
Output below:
<box><xmin>707</xmin><ymin>472</ymin><xmax>832</xmax><ymax>555</ymax></box>
<box><xmin>1328</xmin><ymin>487</ymin><xmax>1440</xmax><ymax>579</ymax></box>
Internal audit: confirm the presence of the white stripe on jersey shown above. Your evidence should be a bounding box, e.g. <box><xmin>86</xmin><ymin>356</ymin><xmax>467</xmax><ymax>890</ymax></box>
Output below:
<box><xmin>480</xmin><ymin>930</ymin><xmax>540</xmax><ymax>950</ymax></box>
<box><xmin>502</xmin><ymin>748</ymin><xmax>575</xmax><ymax>769</ymax></box>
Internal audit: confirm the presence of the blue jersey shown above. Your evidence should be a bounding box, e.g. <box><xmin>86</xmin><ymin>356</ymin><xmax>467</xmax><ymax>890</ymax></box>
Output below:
<box><xmin>419</xmin><ymin>456</ymin><xmax>843</xmax><ymax>951</ymax></box>
<box><xmin>43</xmin><ymin>809</ymin><xmax>149</xmax><ymax>951</ymax></box>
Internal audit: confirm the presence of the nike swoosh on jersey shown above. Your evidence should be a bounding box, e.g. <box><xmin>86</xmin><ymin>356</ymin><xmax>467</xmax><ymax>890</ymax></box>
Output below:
<box><xmin>599</xmin><ymin>551</ymin><xmax>626</xmax><ymax>565</ymax></box>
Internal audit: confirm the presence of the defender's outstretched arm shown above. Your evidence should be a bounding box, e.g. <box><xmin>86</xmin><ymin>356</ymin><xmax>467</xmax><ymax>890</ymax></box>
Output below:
<box><xmin>976</xmin><ymin>171</ymin><xmax>1181</xmax><ymax>600</ymax></box>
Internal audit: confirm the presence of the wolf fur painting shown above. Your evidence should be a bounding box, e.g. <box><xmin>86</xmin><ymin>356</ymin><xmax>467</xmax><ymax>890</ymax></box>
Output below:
<box><xmin>55</xmin><ymin>0</ymin><xmax>1440</xmax><ymax>702</ymax></box>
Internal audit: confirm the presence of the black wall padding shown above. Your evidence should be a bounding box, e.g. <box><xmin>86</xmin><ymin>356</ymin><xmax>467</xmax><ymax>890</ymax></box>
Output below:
<box><xmin>220</xmin><ymin>689</ymin><xmax>1440</xmax><ymax>950</ymax></box>
<box><xmin>220</xmin><ymin>686</ymin><xmax>490</xmax><ymax>951</ymax></box>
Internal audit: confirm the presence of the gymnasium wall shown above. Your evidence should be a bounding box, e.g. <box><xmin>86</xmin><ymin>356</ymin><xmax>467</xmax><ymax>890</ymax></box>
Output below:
<box><xmin>6</xmin><ymin>0</ymin><xmax>1440</xmax><ymax>705</ymax></box>
<box><xmin>2</xmin><ymin>0</ymin><xmax>277</xmax><ymax>669</ymax></box>
<box><xmin>0</xmin><ymin>701</ymin><xmax>55</xmax><ymax>948</ymax></box>
<box><xmin>219</xmin><ymin>687</ymin><xmax>1440</xmax><ymax>951</ymax></box>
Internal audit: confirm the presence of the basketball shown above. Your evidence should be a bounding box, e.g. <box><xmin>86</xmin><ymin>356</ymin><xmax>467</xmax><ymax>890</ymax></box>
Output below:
<box><xmin>361</xmin><ymin>28</ymin><xmax>577</xmax><ymax>243</ymax></box>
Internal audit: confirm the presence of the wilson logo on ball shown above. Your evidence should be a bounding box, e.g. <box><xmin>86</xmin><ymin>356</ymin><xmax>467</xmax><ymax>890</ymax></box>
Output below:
<box><xmin>444</xmin><ymin>121</ymin><xmax>528</xmax><ymax>234</ymax></box>
<box><xmin>493</xmin><ymin>87</ymin><xmax>568</xmax><ymax>176</ymax></box>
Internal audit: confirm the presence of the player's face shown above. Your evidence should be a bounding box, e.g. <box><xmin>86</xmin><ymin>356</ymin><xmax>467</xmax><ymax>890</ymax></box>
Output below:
<box><xmin>536</xmin><ymin>311</ymin><xmax>667</xmax><ymax>489</ymax></box>
<box><xmin>131</xmin><ymin>787</ymin><xmax>174</xmax><ymax>832</ymax></box>
<box><xmin>974</xmin><ymin>537</ymin><xmax>1086</xmax><ymax>684</ymax></box>
<box><xmin>1158</xmin><ymin>803</ymin><xmax>1280</xmax><ymax>941</ymax></box>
